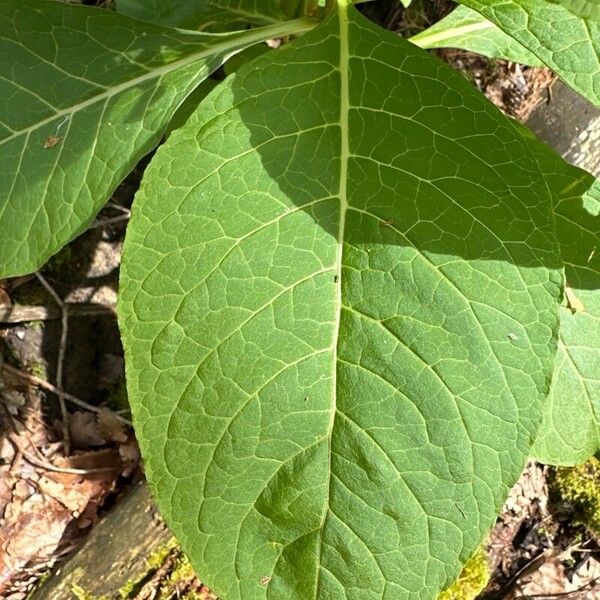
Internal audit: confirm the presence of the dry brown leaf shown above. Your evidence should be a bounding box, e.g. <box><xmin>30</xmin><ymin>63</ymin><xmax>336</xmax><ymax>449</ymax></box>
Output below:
<box><xmin>0</xmin><ymin>497</ymin><xmax>71</xmax><ymax>594</ymax></box>
<box><xmin>118</xmin><ymin>439</ymin><xmax>140</xmax><ymax>477</ymax></box>
<box><xmin>516</xmin><ymin>555</ymin><xmax>568</xmax><ymax>596</ymax></box>
<box><xmin>0</xmin><ymin>287</ymin><xmax>10</xmax><ymax>307</ymax></box>
<box><xmin>97</xmin><ymin>408</ymin><xmax>127</xmax><ymax>443</ymax></box>
<box><xmin>39</xmin><ymin>450</ymin><xmax>120</xmax><ymax>519</ymax></box>
<box><xmin>69</xmin><ymin>411</ymin><xmax>105</xmax><ymax>448</ymax></box>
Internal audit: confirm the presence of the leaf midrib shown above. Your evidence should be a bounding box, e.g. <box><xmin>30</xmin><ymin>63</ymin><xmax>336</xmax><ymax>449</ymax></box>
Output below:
<box><xmin>411</xmin><ymin>19</ymin><xmax>494</xmax><ymax>48</ymax></box>
<box><xmin>314</xmin><ymin>2</ymin><xmax>350</xmax><ymax>596</ymax></box>
<box><xmin>0</xmin><ymin>18</ymin><xmax>314</xmax><ymax>147</ymax></box>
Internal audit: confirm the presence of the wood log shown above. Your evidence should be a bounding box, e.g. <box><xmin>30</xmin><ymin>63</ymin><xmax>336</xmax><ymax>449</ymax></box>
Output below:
<box><xmin>0</xmin><ymin>303</ymin><xmax>114</xmax><ymax>325</ymax></box>
<box><xmin>28</xmin><ymin>482</ymin><xmax>174</xmax><ymax>599</ymax></box>
<box><xmin>527</xmin><ymin>80</ymin><xmax>600</xmax><ymax>176</ymax></box>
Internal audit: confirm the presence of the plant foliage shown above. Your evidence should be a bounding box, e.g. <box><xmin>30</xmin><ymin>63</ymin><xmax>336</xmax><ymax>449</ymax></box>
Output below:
<box><xmin>410</xmin><ymin>4</ymin><xmax>543</xmax><ymax>66</ymax></box>
<box><xmin>120</xmin><ymin>3</ymin><xmax>562</xmax><ymax>597</ymax></box>
<box><xmin>521</xmin><ymin>130</ymin><xmax>600</xmax><ymax>466</ymax></box>
<box><xmin>1</xmin><ymin>0</ymin><xmax>599</xmax><ymax>598</ymax></box>
<box><xmin>0</xmin><ymin>0</ymin><xmax>310</xmax><ymax>276</ymax></box>
<box><xmin>457</xmin><ymin>0</ymin><xmax>600</xmax><ymax>105</ymax></box>
<box><xmin>115</xmin><ymin>0</ymin><xmax>307</xmax><ymax>30</ymax></box>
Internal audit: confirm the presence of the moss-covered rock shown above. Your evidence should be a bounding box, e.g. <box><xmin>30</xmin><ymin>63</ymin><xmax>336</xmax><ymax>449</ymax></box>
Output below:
<box><xmin>438</xmin><ymin>548</ymin><xmax>490</xmax><ymax>600</ymax></box>
<box><xmin>551</xmin><ymin>457</ymin><xmax>600</xmax><ymax>535</ymax></box>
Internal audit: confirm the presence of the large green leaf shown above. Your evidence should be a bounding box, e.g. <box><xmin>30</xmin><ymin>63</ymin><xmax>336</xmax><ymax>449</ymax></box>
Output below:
<box><xmin>120</xmin><ymin>3</ymin><xmax>560</xmax><ymax>598</ymax></box>
<box><xmin>0</xmin><ymin>0</ymin><xmax>312</xmax><ymax>277</ymax></box>
<box><xmin>458</xmin><ymin>0</ymin><xmax>600</xmax><ymax>105</ymax></box>
<box><xmin>410</xmin><ymin>4</ymin><xmax>543</xmax><ymax>67</ymax></box>
<box><xmin>115</xmin><ymin>0</ymin><xmax>307</xmax><ymax>30</ymax></box>
<box><xmin>523</xmin><ymin>130</ymin><xmax>600</xmax><ymax>466</ymax></box>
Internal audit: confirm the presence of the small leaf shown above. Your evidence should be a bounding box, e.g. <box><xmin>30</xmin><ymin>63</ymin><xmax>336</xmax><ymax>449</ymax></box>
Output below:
<box><xmin>410</xmin><ymin>4</ymin><xmax>544</xmax><ymax>67</ymax></box>
<box><xmin>120</xmin><ymin>4</ymin><xmax>560</xmax><ymax>598</ymax></box>
<box><xmin>0</xmin><ymin>0</ymin><xmax>312</xmax><ymax>277</ymax></box>
<box><xmin>458</xmin><ymin>0</ymin><xmax>600</xmax><ymax>105</ymax></box>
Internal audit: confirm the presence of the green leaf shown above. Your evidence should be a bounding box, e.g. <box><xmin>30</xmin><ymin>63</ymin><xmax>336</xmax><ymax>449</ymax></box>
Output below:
<box><xmin>458</xmin><ymin>0</ymin><xmax>600</xmax><ymax>105</ymax></box>
<box><xmin>410</xmin><ymin>4</ymin><xmax>543</xmax><ymax>67</ymax></box>
<box><xmin>165</xmin><ymin>78</ymin><xmax>220</xmax><ymax>137</ymax></box>
<box><xmin>115</xmin><ymin>0</ymin><xmax>306</xmax><ymax>31</ymax></box>
<box><xmin>0</xmin><ymin>0</ymin><xmax>312</xmax><ymax>277</ymax></box>
<box><xmin>119</xmin><ymin>3</ymin><xmax>560</xmax><ymax>598</ymax></box>
<box><xmin>523</xmin><ymin>130</ymin><xmax>600</xmax><ymax>466</ymax></box>
<box><xmin>224</xmin><ymin>43</ymin><xmax>271</xmax><ymax>76</ymax></box>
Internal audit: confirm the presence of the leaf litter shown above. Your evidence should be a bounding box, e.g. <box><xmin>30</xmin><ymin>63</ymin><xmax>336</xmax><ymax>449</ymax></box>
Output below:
<box><xmin>0</xmin><ymin>181</ymin><xmax>140</xmax><ymax>599</ymax></box>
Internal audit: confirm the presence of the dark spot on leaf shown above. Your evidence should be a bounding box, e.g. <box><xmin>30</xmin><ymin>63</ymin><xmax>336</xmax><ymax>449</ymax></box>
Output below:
<box><xmin>44</xmin><ymin>135</ymin><xmax>63</xmax><ymax>149</ymax></box>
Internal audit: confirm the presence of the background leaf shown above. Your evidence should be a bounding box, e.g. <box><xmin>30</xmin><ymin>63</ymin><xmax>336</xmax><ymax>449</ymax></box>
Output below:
<box><xmin>458</xmin><ymin>0</ymin><xmax>600</xmax><ymax>105</ymax></box>
<box><xmin>120</xmin><ymin>4</ymin><xmax>561</xmax><ymax>598</ymax></box>
<box><xmin>523</xmin><ymin>129</ymin><xmax>600</xmax><ymax>466</ymax></box>
<box><xmin>410</xmin><ymin>4</ymin><xmax>543</xmax><ymax>67</ymax></box>
<box><xmin>0</xmin><ymin>0</ymin><xmax>311</xmax><ymax>277</ymax></box>
<box><xmin>115</xmin><ymin>0</ymin><xmax>307</xmax><ymax>30</ymax></box>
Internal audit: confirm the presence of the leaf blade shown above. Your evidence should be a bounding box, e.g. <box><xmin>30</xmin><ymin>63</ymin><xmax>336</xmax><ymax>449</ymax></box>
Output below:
<box><xmin>0</xmin><ymin>0</ymin><xmax>312</xmax><ymax>277</ymax></box>
<box><xmin>115</xmin><ymin>0</ymin><xmax>305</xmax><ymax>30</ymax></box>
<box><xmin>120</xmin><ymin>5</ymin><xmax>561</xmax><ymax>598</ymax></box>
<box><xmin>410</xmin><ymin>4</ymin><xmax>544</xmax><ymax>67</ymax></box>
<box><xmin>458</xmin><ymin>0</ymin><xmax>600</xmax><ymax>105</ymax></box>
<box><xmin>524</xmin><ymin>130</ymin><xmax>600</xmax><ymax>465</ymax></box>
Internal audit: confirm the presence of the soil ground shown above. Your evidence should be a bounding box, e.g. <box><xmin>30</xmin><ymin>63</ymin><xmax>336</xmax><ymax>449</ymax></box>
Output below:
<box><xmin>0</xmin><ymin>2</ymin><xmax>597</xmax><ymax>599</ymax></box>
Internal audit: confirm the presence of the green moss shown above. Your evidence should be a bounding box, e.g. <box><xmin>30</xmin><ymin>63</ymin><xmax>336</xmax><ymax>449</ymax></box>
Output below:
<box><xmin>438</xmin><ymin>548</ymin><xmax>490</xmax><ymax>600</ymax></box>
<box><xmin>29</xmin><ymin>361</ymin><xmax>46</xmax><ymax>378</ymax></box>
<box><xmin>118</xmin><ymin>538</ymin><xmax>178</xmax><ymax>598</ymax></box>
<box><xmin>117</xmin><ymin>578</ymin><xmax>137</xmax><ymax>599</ymax></box>
<box><xmin>166</xmin><ymin>553</ymin><xmax>195</xmax><ymax>583</ymax></box>
<box><xmin>551</xmin><ymin>457</ymin><xmax>600</xmax><ymax>535</ymax></box>
<box><xmin>146</xmin><ymin>537</ymin><xmax>178</xmax><ymax>570</ymax></box>
<box><xmin>156</xmin><ymin>552</ymin><xmax>199</xmax><ymax>600</ymax></box>
<box><xmin>70</xmin><ymin>584</ymin><xmax>109</xmax><ymax>600</ymax></box>
<box><xmin>28</xmin><ymin>320</ymin><xmax>44</xmax><ymax>331</ymax></box>
<box><xmin>25</xmin><ymin>570</ymin><xmax>51</xmax><ymax>599</ymax></box>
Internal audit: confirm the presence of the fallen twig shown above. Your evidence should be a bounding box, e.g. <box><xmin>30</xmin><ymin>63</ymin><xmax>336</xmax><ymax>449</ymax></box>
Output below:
<box><xmin>0</xmin><ymin>303</ymin><xmax>114</xmax><ymax>324</ymax></box>
<box><xmin>36</xmin><ymin>273</ymin><xmax>71</xmax><ymax>454</ymax></box>
<box><xmin>494</xmin><ymin>550</ymin><xmax>556</xmax><ymax>600</ymax></box>
<box><xmin>7</xmin><ymin>432</ymin><xmax>120</xmax><ymax>475</ymax></box>
<box><xmin>1</xmin><ymin>363</ymin><xmax>132</xmax><ymax>426</ymax></box>
<box><xmin>89</xmin><ymin>212</ymin><xmax>130</xmax><ymax>229</ymax></box>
